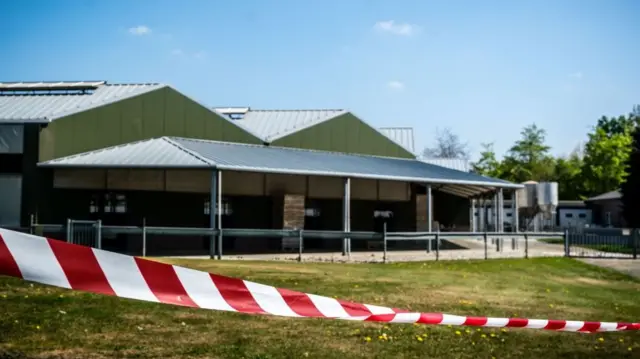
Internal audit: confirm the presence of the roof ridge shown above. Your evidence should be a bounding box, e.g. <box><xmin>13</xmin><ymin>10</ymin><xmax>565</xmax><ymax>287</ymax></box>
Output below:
<box><xmin>161</xmin><ymin>137</ymin><xmax>214</xmax><ymax>165</ymax></box>
<box><xmin>248</xmin><ymin>108</ymin><xmax>345</xmax><ymax>112</ymax></box>
<box><xmin>169</xmin><ymin>136</ymin><xmax>419</xmax><ymax>162</ymax></box>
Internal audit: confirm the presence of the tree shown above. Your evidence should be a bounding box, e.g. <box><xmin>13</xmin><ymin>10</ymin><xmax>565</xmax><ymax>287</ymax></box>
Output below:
<box><xmin>595</xmin><ymin>115</ymin><xmax>635</xmax><ymax>136</ymax></box>
<box><xmin>472</xmin><ymin>143</ymin><xmax>502</xmax><ymax>177</ymax></box>
<box><xmin>552</xmin><ymin>147</ymin><xmax>585</xmax><ymax>200</ymax></box>
<box><xmin>422</xmin><ymin>127</ymin><xmax>470</xmax><ymax>159</ymax></box>
<box><xmin>581</xmin><ymin>126</ymin><xmax>632</xmax><ymax>196</ymax></box>
<box><xmin>621</xmin><ymin>128</ymin><xmax>640</xmax><ymax>228</ymax></box>
<box><xmin>500</xmin><ymin>124</ymin><xmax>555</xmax><ymax>183</ymax></box>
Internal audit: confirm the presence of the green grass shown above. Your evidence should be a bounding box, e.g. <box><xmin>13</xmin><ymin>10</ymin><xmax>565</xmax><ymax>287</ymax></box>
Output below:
<box><xmin>1</xmin><ymin>258</ymin><xmax>640</xmax><ymax>359</ymax></box>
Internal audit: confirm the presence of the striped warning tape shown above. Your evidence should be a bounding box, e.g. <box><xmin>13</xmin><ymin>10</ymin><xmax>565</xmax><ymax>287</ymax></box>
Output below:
<box><xmin>0</xmin><ymin>228</ymin><xmax>637</xmax><ymax>333</ymax></box>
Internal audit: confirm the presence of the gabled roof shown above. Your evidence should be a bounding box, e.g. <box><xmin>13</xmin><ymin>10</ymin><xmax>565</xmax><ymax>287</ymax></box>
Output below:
<box><xmin>0</xmin><ymin>82</ymin><xmax>166</xmax><ymax>123</ymax></box>
<box><xmin>585</xmin><ymin>190</ymin><xmax>621</xmax><ymax>202</ymax></box>
<box><xmin>213</xmin><ymin>108</ymin><xmax>347</xmax><ymax>142</ymax></box>
<box><xmin>379</xmin><ymin>127</ymin><xmax>415</xmax><ymax>153</ymax></box>
<box><xmin>39</xmin><ymin>136</ymin><xmax>522</xmax><ymax>195</ymax></box>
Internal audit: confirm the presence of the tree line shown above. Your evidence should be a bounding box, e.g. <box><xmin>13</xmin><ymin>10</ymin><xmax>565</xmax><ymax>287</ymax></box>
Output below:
<box><xmin>422</xmin><ymin>106</ymin><xmax>640</xmax><ymax>202</ymax></box>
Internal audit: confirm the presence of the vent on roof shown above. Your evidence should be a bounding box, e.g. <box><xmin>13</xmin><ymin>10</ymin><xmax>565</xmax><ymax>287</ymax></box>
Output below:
<box><xmin>214</xmin><ymin>107</ymin><xmax>250</xmax><ymax>120</ymax></box>
<box><xmin>0</xmin><ymin>81</ymin><xmax>106</xmax><ymax>95</ymax></box>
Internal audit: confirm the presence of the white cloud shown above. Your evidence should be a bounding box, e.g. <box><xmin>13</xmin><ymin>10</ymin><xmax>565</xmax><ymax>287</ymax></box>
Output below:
<box><xmin>128</xmin><ymin>25</ymin><xmax>151</xmax><ymax>36</ymax></box>
<box><xmin>569</xmin><ymin>72</ymin><xmax>583</xmax><ymax>79</ymax></box>
<box><xmin>374</xmin><ymin>20</ymin><xmax>418</xmax><ymax>36</ymax></box>
<box><xmin>387</xmin><ymin>81</ymin><xmax>405</xmax><ymax>90</ymax></box>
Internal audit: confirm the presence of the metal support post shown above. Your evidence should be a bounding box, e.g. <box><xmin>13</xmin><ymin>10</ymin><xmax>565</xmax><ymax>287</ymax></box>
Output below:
<box><xmin>513</xmin><ymin>189</ymin><xmax>519</xmax><ymax>233</ymax></box>
<box><xmin>470</xmin><ymin>199</ymin><xmax>476</xmax><ymax>232</ymax></box>
<box><xmin>96</xmin><ymin>220</ymin><xmax>102</xmax><ymax>249</ymax></box>
<box><xmin>435</xmin><ymin>230</ymin><xmax>440</xmax><ymax>261</ymax></box>
<box><xmin>383</xmin><ymin>222</ymin><xmax>388</xmax><ymax>264</ymax></box>
<box><xmin>209</xmin><ymin>170</ymin><xmax>218</xmax><ymax>260</ymax></box>
<box><xmin>427</xmin><ymin>184</ymin><xmax>433</xmax><ymax>233</ymax></box>
<box><xmin>498</xmin><ymin>188</ymin><xmax>504</xmax><ymax>232</ymax></box>
<box><xmin>564</xmin><ymin>229</ymin><xmax>570</xmax><ymax>257</ymax></box>
<box><xmin>217</xmin><ymin>171</ymin><xmax>223</xmax><ymax>260</ymax></box>
<box><xmin>142</xmin><ymin>218</ymin><xmax>147</xmax><ymax>257</ymax></box>
<box><xmin>524</xmin><ymin>232</ymin><xmax>529</xmax><ymax>259</ymax></box>
<box><xmin>298</xmin><ymin>229</ymin><xmax>303</xmax><ymax>262</ymax></box>
<box><xmin>484</xmin><ymin>231</ymin><xmax>488</xmax><ymax>260</ymax></box>
<box><xmin>342</xmin><ymin>177</ymin><xmax>351</xmax><ymax>256</ymax></box>
<box><xmin>66</xmin><ymin>219</ymin><xmax>72</xmax><ymax>244</ymax></box>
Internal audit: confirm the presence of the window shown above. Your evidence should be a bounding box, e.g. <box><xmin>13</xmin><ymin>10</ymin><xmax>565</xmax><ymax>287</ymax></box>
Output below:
<box><xmin>506</xmin><ymin>213</ymin><xmax>512</xmax><ymax>217</ymax></box>
<box><xmin>578</xmin><ymin>213</ymin><xmax>587</xmax><ymax>219</ymax></box>
<box><xmin>304</xmin><ymin>208</ymin><xmax>321</xmax><ymax>217</ymax></box>
<box><xmin>89</xmin><ymin>195</ymin><xmax>99</xmax><ymax>213</ymax></box>
<box><xmin>565</xmin><ymin>213</ymin><xmax>573</xmax><ymax>218</ymax></box>
<box><xmin>374</xmin><ymin>210</ymin><xmax>393</xmax><ymax>218</ymax></box>
<box><xmin>103</xmin><ymin>193</ymin><xmax>127</xmax><ymax>213</ymax></box>
<box><xmin>204</xmin><ymin>199</ymin><xmax>233</xmax><ymax>215</ymax></box>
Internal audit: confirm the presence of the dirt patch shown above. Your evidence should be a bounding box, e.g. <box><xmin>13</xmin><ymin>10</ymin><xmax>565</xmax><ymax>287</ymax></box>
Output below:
<box><xmin>553</xmin><ymin>276</ymin><xmax>611</xmax><ymax>286</ymax></box>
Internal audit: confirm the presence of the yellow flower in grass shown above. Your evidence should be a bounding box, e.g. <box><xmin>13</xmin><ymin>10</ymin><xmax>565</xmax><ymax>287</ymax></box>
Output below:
<box><xmin>416</xmin><ymin>336</ymin><xmax>423</xmax><ymax>342</ymax></box>
<box><xmin>597</xmin><ymin>337</ymin><xmax>604</xmax><ymax>343</ymax></box>
<box><xmin>455</xmin><ymin>330</ymin><xmax>461</xmax><ymax>335</ymax></box>
<box><xmin>481</xmin><ymin>334</ymin><xmax>487</xmax><ymax>339</ymax></box>
<box><xmin>364</xmin><ymin>336</ymin><xmax>372</xmax><ymax>342</ymax></box>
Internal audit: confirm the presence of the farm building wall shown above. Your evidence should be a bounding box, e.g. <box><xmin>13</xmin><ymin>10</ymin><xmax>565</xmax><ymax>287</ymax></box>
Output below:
<box><xmin>270</xmin><ymin>113</ymin><xmax>415</xmax><ymax>159</ymax></box>
<box><xmin>38</xmin><ymin>87</ymin><xmax>262</xmax><ymax>161</ymax></box>
<box><xmin>37</xmin><ymin>168</ymin><xmax>422</xmax><ymax>255</ymax></box>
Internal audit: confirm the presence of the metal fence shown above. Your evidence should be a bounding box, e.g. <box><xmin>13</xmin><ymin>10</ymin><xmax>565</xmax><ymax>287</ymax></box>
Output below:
<box><xmin>565</xmin><ymin>228</ymin><xmax>639</xmax><ymax>259</ymax></box>
<box><xmin>4</xmin><ymin>217</ymin><xmax>593</xmax><ymax>263</ymax></box>
<box><xmin>5</xmin><ymin>216</ymin><xmax>638</xmax><ymax>262</ymax></box>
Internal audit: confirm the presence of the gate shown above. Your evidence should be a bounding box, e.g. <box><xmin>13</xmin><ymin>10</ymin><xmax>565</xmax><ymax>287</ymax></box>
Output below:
<box><xmin>66</xmin><ymin>219</ymin><xmax>102</xmax><ymax>249</ymax></box>
<box><xmin>566</xmin><ymin>228</ymin><xmax>638</xmax><ymax>259</ymax></box>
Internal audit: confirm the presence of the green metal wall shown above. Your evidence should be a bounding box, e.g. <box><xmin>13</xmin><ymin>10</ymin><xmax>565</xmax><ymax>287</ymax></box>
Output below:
<box><xmin>271</xmin><ymin>113</ymin><xmax>415</xmax><ymax>159</ymax></box>
<box><xmin>39</xmin><ymin>87</ymin><xmax>262</xmax><ymax>161</ymax></box>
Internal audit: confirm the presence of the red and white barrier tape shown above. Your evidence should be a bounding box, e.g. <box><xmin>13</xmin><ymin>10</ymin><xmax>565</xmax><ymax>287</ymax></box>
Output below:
<box><xmin>0</xmin><ymin>228</ymin><xmax>637</xmax><ymax>333</ymax></box>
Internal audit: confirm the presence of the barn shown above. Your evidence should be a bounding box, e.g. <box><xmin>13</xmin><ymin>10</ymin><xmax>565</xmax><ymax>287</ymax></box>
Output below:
<box><xmin>0</xmin><ymin>81</ymin><xmax>521</xmax><ymax>255</ymax></box>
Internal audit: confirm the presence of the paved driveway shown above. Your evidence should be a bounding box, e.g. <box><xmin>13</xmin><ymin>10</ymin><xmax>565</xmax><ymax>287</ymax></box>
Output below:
<box><xmin>579</xmin><ymin>258</ymin><xmax>640</xmax><ymax>278</ymax></box>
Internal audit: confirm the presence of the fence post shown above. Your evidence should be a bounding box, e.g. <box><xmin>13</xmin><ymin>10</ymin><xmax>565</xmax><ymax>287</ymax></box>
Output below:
<box><xmin>298</xmin><ymin>229</ymin><xmax>303</xmax><ymax>263</ymax></box>
<box><xmin>483</xmin><ymin>231</ymin><xmax>488</xmax><ymax>260</ymax></box>
<box><xmin>217</xmin><ymin>229</ymin><xmax>223</xmax><ymax>260</ymax></box>
<box><xmin>209</xmin><ymin>229</ymin><xmax>215</xmax><ymax>260</ymax></box>
<box><xmin>142</xmin><ymin>218</ymin><xmax>147</xmax><ymax>257</ymax></box>
<box><xmin>96</xmin><ymin>220</ymin><xmax>102</xmax><ymax>250</ymax></box>
<box><xmin>563</xmin><ymin>229</ymin><xmax>570</xmax><ymax>257</ymax></box>
<box><xmin>511</xmin><ymin>237</ymin><xmax>516</xmax><ymax>251</ymax></box>
<box><xmin>435</xmin><ymin>230</ymin><xmax>440</xmax><ymax>261</ymax></box>
<box><xmin>524</xmin><ymin>232</ymin><xmax>529</xmax><ymax>259</ymax></box>
<box><xmin>66</xmin><ymin>219</ymin><xmax>72</xmax><ymax>243</ymax></box>
<box><xmin>383</xmin><ymin>222</ymin><xmax>387</xmax><ymax>264</ymax></box>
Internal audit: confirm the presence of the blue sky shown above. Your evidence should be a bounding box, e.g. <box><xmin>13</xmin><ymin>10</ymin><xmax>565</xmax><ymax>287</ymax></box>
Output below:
<box><xmin>1</xmin><ymin>0</ymin><xmax>638</xmax><ymax>160</ymax></box>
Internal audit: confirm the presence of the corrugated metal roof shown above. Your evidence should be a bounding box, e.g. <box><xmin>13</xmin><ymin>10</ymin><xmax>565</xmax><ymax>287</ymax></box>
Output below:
<box><xmin>0</xmin><ymin>83</ymin><xmax>166</xmax><ymax>123</ymax></box>
<box><xmin>214</xmin><ymin>109</ymin><xmax>347</xmax><ymax>142</ymax></box>
<box><xmin>39</xmin><ymin>136</ymin><xmax>521</xmax><ymax>189</ymax></box>
<box><xmin>585</xmin><ymin>190</ymin><xmax>621</xmax><ymax>202</ymax></box>
<box><xmin>420</xmin><ymin>158</ymin><xmax>472</xmax><ymax>172</ymax></box>
<box><xmin>38</xmin><ymin>138</ymin><xmax>210</xmax><ymax>168</ymax></box>
<box><xmin>379</xmin><ymin>127</ymin><xmax>415</xmax><ymax>153</ymax></box>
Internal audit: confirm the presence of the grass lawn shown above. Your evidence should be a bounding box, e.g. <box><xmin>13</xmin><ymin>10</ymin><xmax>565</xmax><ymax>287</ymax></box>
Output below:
<box><xmin>1</xmin><ymin>257</ymin><xmax>640</xmax><ymax>359</ymax></box>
